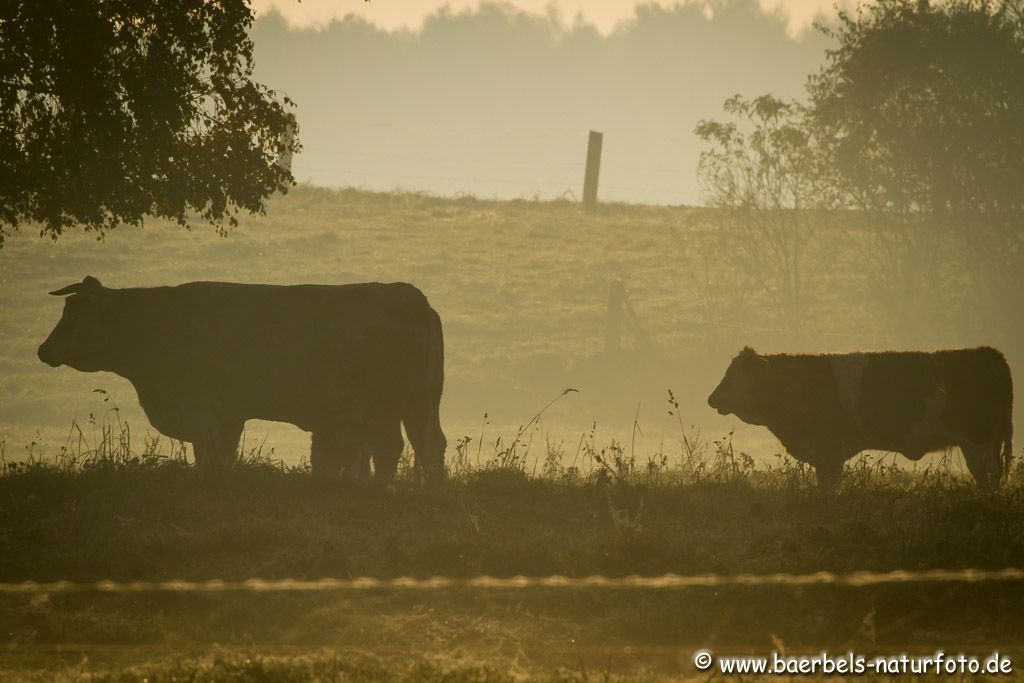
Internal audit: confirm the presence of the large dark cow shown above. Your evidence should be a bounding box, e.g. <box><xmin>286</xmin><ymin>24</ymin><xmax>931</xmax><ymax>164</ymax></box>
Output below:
<box><xmin>38</xmin><ymin>276</ymin><xmax>446</xmax><ymax>481</ymax></box>
<box><xmin>708</xmin><ymin>347</ymin><xmax>1013</xmax><ymax>491</ymax></box>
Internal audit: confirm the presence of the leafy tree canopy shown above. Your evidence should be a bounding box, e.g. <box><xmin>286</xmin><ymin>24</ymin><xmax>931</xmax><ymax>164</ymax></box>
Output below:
<box><xmin>0</xmin><ymin>1</ymin><xmax>298</xmax><ymax>245</ymax></box>
<box><xmin>808</xmin><ymin>0</ymin><xmax>1024</xmax><ymax>221</ymax></box>
<box><xmin>695</xmin><ymin>95</ymin><xmax>838</xmax><ymax>343</ymax></box>
<box><xmin>695</xmin><ymin>95</ymin><xmax>831</xmax><ymax>212</ymax></box>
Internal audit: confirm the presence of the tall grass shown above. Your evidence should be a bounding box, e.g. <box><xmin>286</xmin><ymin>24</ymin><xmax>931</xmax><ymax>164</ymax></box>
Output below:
<box><xmin>3</xmin><ymin>385</ymin><xmax>1012</xmax><ymax>495</ymax></box>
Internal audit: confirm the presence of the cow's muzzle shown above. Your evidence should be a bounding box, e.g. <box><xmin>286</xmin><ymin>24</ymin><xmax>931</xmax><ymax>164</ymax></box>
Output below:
<box><xmin>707</xmin><ymin>392</ymin><xmax>728</xmax><ymax>416</ymax></box>
<box><xmin>37</xmin><ymin>342</ymin><xmax>62</xmax><ymax>367</ymax></box>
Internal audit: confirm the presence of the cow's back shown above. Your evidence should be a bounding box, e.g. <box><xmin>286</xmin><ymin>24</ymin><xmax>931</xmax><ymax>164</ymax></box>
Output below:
<box><xmin>933</xmin><ymin>347</ymin><xmax>1013</xmax><ymax>446</ymax></box>
<box><xmin>116</xmin><ymin>281</ymin><xmax>436</xmax><ymax>430</ymax></box>
<box><xmin>842</xmin><ymin>347</ymin><xmax>1011</xmax><ymax>452</ymax></box>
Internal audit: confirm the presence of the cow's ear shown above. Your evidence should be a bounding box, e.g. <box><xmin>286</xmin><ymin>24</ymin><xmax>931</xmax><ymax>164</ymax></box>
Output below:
<box><xmin>49</xmin><ymin>276</ymin><xmax>103</xmax><ymax>297</ymax></box>
<box><xmin>49</xmin><ymin>282</ymin><xmax>82</xmax><ymax>296</ymax></box>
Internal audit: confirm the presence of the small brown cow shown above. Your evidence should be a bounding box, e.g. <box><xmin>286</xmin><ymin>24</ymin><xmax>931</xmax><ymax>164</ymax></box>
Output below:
<box><xmin>708</xmin><ymin>347</ymin><xmax>1013</xmax><ymax>491</ymax></box>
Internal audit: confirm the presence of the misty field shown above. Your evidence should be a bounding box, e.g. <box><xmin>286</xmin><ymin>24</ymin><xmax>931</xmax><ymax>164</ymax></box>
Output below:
<box><xmin>1</xmin><ymin>187</ymin><xmax>700</xmax><ymax>454</ymax></box>
<box><xmin>0</xmin><ymin>185</ymin><xmax>965</xmax><ymax>465</ymax></box>
<box><xmin>3</xmin><ymin>187</ymin><xmax>1023</xmax><ymax>680</ymax></box>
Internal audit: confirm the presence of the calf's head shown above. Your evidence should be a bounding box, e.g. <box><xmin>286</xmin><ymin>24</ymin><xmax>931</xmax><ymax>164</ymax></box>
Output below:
<box><xmin>38</xmin><ymin>276</ymin><xmax>114</xmax><ymax>373</ymax></box>
<box><xmin>708</xmin><ymin>347</ymin><xmax>769</xmax><ymax>425</ymax></box>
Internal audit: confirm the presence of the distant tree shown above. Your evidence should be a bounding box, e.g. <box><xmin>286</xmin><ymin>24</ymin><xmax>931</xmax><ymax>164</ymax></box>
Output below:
<box><xmin>0</xmin><ymin>1</ymin><xmax>298</xmax><ymax>246</ymax></box>
<box><xmin>808</xmin><ymin>0</ymin><xmax>1024</xmax><ymax>343</ymax></box>
<box><xmin>695</xmin><ymin>95</ymin><xmax>839</xmax><ymax>346</ymax></box>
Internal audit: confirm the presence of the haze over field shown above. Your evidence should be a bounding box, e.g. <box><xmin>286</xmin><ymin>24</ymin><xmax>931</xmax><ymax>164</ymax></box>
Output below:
<box><xmin>251</xmin><ymin>0</ymin><xmax>832</xmax><ymax>204</ymax></box>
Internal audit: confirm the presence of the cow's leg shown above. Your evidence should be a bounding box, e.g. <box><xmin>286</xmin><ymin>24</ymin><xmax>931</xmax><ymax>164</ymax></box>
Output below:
<box><xmin>311</xmin><ymin>429</ymin><xmax>371</xmax><ymax>481</ymax></box>
<box><xmin>403</xmin><ymin>409</ymin><xmax>447</xmax><ymax>482</ymax></box>
<box><xmin>341</xmin><ymin>434</ymin><xmax>372</xmax><ymax>483</ymax></box>
<box><xmin>367</xmin><ymin>419</ymin><xmax>404</xmax><ymax>485</ymax></box>
<box><xmin>961</xmin><ymin>441</ymin><xmax>1002</xmax><ymax>491</ymax></box>
<box><xmin>814</xmin><ymin>457</ymin><xmax>844</xmax><ymax>495</ymax></box>
<box><xmin>192</xmin><ymin>420</ymin><xmax>244</xmax><ymax>471</ymax></box>
<box><xmin>310</xmin><ymin>431</ymin><xmax>346</xmax><ymax>477</ymax></box>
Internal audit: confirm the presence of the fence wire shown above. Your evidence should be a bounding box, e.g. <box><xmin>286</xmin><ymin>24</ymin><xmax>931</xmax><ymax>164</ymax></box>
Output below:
<box><xmin>2</xmin><ymin>568</ymin><xmax>1023</xmax><ymax>594</ymax></box>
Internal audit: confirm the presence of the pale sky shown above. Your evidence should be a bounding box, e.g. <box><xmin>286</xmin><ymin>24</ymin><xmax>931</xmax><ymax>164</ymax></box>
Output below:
<box><xmin>250</xmin><ymin>0</ymin><xmax>842</xmax><ymax>36</ymax></box>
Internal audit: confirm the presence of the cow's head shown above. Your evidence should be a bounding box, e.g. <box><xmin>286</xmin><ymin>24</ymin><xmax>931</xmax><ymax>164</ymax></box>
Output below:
<box><xmin>708</xmin><ymin>347</ymin><xmax>770</xmax><ymax>425</ymax></box>
<box><xmin>38</xmin><ymin>276</ymin><xmax>115</xmax><ymax>373</ymax></box>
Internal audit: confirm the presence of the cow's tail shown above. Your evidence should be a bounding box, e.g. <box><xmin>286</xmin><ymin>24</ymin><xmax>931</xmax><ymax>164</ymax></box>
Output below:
<box><xmin>404</xmin><ymin>303</ymin><xmax>447</xmax><ymax>481</ymax></box>
<box><xmin>997</xmin><ymin>348</ymin><xmax>1014</xmax><ymax>482</ymax></box>
<box><xmin>1004</xmin><ymin>411</ymin><xmax>1014</xmax><ymax>481</ymax></box>
<box><xmin>423</xmin><ymin>306</ymin><xmax>445</xmax><ymax>418</ymax></box>
<box><xmin>1003</xmin><ymin>380</ymin><xmax>1014</xmax><ymax>482</ymax></box>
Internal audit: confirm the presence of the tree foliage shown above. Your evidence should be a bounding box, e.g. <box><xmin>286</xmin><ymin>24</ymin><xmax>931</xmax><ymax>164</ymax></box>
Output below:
<box><xmin>808</xmin><ymin>0</ymin><xmax>1024</xmax><ymax>345</ymax></box>
<box><xmin>0</xmin><ymin>1</ymin><xmax>298</xmax><ymax>245</ymax></box>
<box><xmin>695</xmin><ymin>95</ymin><xmax>838</xmax><ymax>344</ymax></box>
<box><xmin>809</xmin><ymin>0</ymin><xmax>1024</xmax><ymax>220</ymax></box>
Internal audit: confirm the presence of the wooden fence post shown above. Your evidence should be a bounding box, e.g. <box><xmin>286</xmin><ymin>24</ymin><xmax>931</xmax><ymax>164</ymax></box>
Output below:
<box><xmin>604</xmin><ymin>280</ymin><xmax>654</xmax><ymax>356</ymax></box>
<box><xmin>583</xmin><ymin>130</ymin><xmax>603</xmax><ymax>210</ymax></box>
<box><xmin>605</xmin><ymin>280</ymin><xmax>626</xmax><ymax>355</ymax></box>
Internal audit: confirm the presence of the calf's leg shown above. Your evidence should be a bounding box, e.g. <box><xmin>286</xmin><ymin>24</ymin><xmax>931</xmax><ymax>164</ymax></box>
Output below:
<box><xmin>813</xmin><ymin>457</ymin><xmax>844</xmax><ymax>495</ymax></box>
<box><xmin>192</xmin><ymin>419</ymin><xmax>244</xmax><ymax>471</ymax></box>
<box><xmin>961</xmin><ymin>441</ymin><xmax>1002</xmax><ymax>491</ymax></box>
<box><xmin>403</xmin><ymin>409</ymin><xmax>447</xmax><ymax>482</ymax></box>
<box><xmin>311</xmin><ymin>429</ymin><xmax>371</xmax><ymax>481</ymax></box>
<box><xmin>367</xmin><ymin>419</ymin><xmax>404</xmax><ymax>485</ymax></box>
